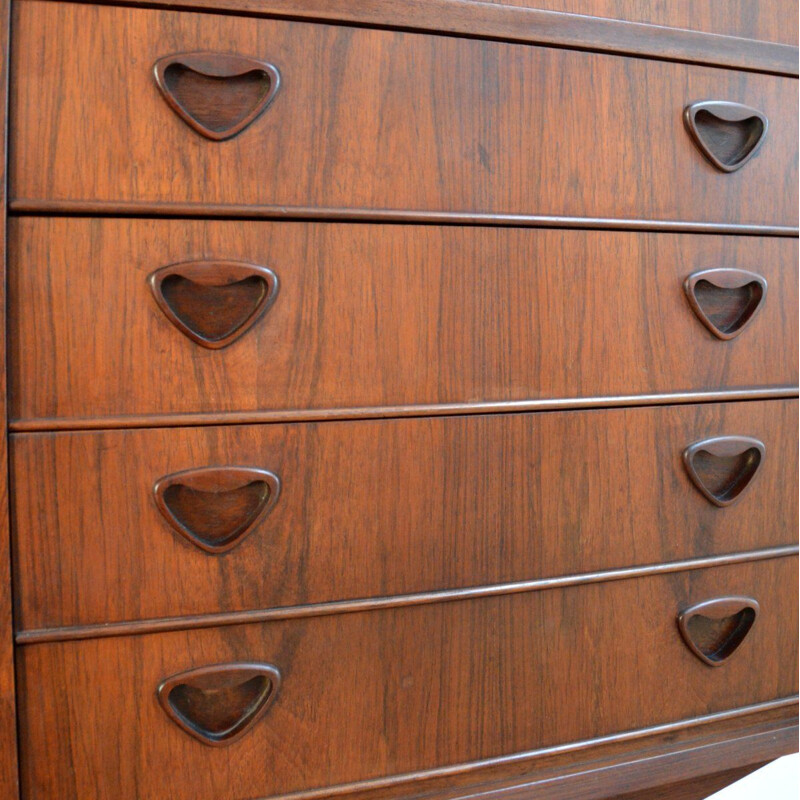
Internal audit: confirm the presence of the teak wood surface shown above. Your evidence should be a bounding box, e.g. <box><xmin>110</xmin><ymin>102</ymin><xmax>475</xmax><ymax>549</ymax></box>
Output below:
<box><xmin>0</xmin><ymin>0</ymin><xmax>17</xmax><ymax>793</ymax></box>
<box><xmin>8</xmin><ymin>221</ymin><xmax>798</xmax><ymax>425</ymax></box>
<box><xmin>477</xmin><ymin>0</ymin><xmax>798</xmax><ymax>44</ymax></box>
<box><xmin>50</xmin><ymin>0</ymin><xmax>799</xmax><ymax>77</ymax></box>
<box><xmin>15</xmin><ymin>556</ymin><xmax>798</xmax><ymax>800</ymax></box>
<box><xmin>10</xmin><ymin>400</ymin><xmax>798</xmax><ymax>631</ymax></box>
<box><xmin>4</xmin><ymin>0</ymin><xmax>799</xmax><ymax>797</ymax></box>
<box><xmin>9</xmin><ymin>2</ymin><xmax>799</xmax><ymax>226</ymax></box>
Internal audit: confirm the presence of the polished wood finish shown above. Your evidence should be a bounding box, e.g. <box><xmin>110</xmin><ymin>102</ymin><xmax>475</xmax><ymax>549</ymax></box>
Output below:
<box><xmin>683</xmin><ymin>101</ymin><xmax>769</xmax><ymax>173</ymax></box>
<box><xmin>677</xmin><ymin>597</ymin><xmax>761</xmax><ymax>668</ymax></box>
<box><xmin>683</xmin><ymin>436</ymin><xmax>766</xmax><ymax>508</ymax></box>
<box><xmin>684</xmin><ymin>269</ymin><xmax>768</xmax><ymax>340</ymax></box>
<box><xmin>9</xmin><ymin>220</ymin><xmax>798</xmax><ymax>425</ymax></box>
<box><xmin>14</xmin><ymin>548</ymin><xmax>797</xmax><ymax>645</ymax></box>
<box><xmin>5</xmin><ymin>1</ymin><xmax>798</xmax><ymax>797</ymax></box>
<box><xmin>148</xmin><ymin>260</ymin><xmax>280</xmax><ymax>349</ymax></box>
<box><xmin>0</xmin><ymin>0</ymin><xmax>18</xmax><ymax>794</ymax></box>
<box><xmin>479</xmin><ymin>0</ymin><xmax>799</xmax><ymax>45</ymax></box>
<box><xmin>154</xmin><ymin>52</ymin><xmax>281</xmax><ymax>141</ymax></box>
<box><xmin>10</xmin><ymin>3</ymin><xmax>799</xmax><ymax>226</ymax></box>
<box><xmin>10</xmin><ymin>400</ymin><xmax>797</xmax><ymax>631</ymax></box>
<box><xmin>153</xmin><ymin>466</ymin><xmax>281</xmax><ymax>553</ymax></box>
<box><xmin>15</xmin><ymin>557</ymin><xmax>798</xmax><ymax>799</ymax></box>
<box><xmin>65</xmin><ymin>0</ymin><xmax>800</xmax><ymax>75</ymax></box>
<box><xmin>157</xmin><ymin>662</ymin><xmax>281</xmax><ymax>746</ymax></box>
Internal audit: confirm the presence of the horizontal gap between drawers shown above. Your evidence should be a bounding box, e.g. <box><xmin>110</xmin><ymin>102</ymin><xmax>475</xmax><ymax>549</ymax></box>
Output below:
<box><xmin>10</xmin><ymin>387</ymin><xmax>800</xmax><ymax>434</ymax></box>
<box><xmin>14</xmin><ymin>545</ymin><xmax>798</xmax><ymax>644</ymax></box>
<box><xmin>28</xmin><ymin>0</ymin><xmax>800</xmax><ymax>77</ymax></box>
<box><xmin>9</xmin><ymin>201</ymin><xmax>800</xmax><ymax>236</ymax></box>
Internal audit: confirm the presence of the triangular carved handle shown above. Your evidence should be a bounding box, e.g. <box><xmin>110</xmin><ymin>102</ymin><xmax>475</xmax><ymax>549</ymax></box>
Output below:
<box><xmin>678</xmin><ymin>597</ymin><xmax>759</xmax><ymax>667</ymax></box>
<box><xmin>684</xmin><ymin>101</ymin><xmax>768</xmax><ymax>173</ymax></box>
<box><xmin>149</xmin><ymin>261</ymin><xmax>279</xmax><ymax>349</ymax></box>
<box><xmin>154</xmin><ymin>466</ymin><xmax>281</xmax><ymax>553</ymax></box>
<box><xmin>154</xmin><ymin>52</ymin><xmax>281</xmax><ymax>140</ymax></box>
<box><xmin>158</xmin><ymin>663</ymin><xmax>281</xmax><ymax>745</ymax></box>
<box><xmin>683</xmin><ymin>436</ymin><xmax>765</xmax><ymax>507</ymax></box>
<box><xmin>684</xmin><ymin>268</ymin><xmax>767</xmax><ymax>340</ymax></box>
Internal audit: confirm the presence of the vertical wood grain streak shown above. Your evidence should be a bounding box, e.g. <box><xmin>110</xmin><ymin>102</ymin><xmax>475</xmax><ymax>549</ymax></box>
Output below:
<box><xmin>0</xmin><ymin>0</ymin><xmax>19</xmax><ymax>795</ymax></box>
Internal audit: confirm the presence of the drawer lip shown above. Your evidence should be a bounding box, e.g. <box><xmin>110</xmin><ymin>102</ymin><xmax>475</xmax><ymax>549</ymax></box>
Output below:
<box><xmin>20</xmin><ymin>0</ymin><xmax>799</xmax><ymax>76</ymax></box>
<box><xmin>15</xmin><ymin>545</ymin><xmax>798</xmax><ymax>645</ymax></box>
<box><xmin>9</xmin><ymin>199</ymin><xmax>800</xmax><ymax>236</ymax></box>
<box><xmin>9</xmin><ymin>387</ymin><xmax>799</xmax><ymax>434</ymax></box>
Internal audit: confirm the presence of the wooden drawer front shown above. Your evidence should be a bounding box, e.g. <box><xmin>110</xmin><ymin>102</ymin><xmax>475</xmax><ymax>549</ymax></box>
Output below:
<box><xmin>17</xmin><ymin>557</ymin><xmax>798</xmax><ymax>799</ymax></box>
<box><xmin>481</xmin><ymin>0</ymin><xmax>798</xmax><ymax>45</ymax></box>
<box><xmin>9</xmin><ymin>221</ymin><xmax>797</xmax><ymax>424</ymax></box>
<box><xmin>10</xmin><ymin>2</ymin><xmax>797</xmax><ymax>225</ymax></box>
<box><xmin>11</xmin><ymin>400</ymin><xmax>797</xmax><ymax>631</ymax></box>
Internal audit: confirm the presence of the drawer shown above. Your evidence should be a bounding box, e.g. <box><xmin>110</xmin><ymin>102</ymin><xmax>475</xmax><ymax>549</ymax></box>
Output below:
<box><xmin>481</xmin><ymin>0</ymin><xmax>798</xmax><ymax>45</ymax></box>
<box><xmin>10</xmin><ymin>2</ymin><xmax>798</xmax><ymax>225</ymax></box>
<box><xmin>11</xmin><ymin>400</ymin><xmax>797</xmax><ymax>631</ymax></box>
<box><xmin>8</xmin><ymin>220</ymin><xmax>797</xmax><ymax>424</ymax></box>
<box><xmin>16</xmin><ymin>557</ymin><xmax>798</xmax><ymax>799</ymax></box>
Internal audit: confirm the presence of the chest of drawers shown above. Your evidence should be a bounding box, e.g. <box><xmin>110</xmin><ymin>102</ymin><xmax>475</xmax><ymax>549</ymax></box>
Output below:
<box><xmin>0</xmin><ymin>2</ymin><xmax>797</xmax><ymax>799</ymax></box>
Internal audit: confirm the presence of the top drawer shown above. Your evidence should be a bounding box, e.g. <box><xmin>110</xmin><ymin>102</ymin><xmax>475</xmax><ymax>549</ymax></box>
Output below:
<box><xmin>10</xmin><ymin>1</ymin><xmax>798</xmax><ymax>226</ymax></box>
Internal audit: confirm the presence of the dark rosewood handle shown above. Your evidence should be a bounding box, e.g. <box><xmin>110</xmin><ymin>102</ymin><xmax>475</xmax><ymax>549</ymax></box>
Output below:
<box><xmin>148</xmin><ymin>260</ymin><xmax>279</xmax><ymax>349</ymax></box>
<box><xmin>154</xmin><ymin>52</ymin><xmax>281</xmax><ymax>140</ymax></box>
<box><xmin>683</xmin><ymin>436</ymin><xmax>765</xmax><ymax>508</ymax></box>
<box><xmin>684</xmin><ymin>268</ymin><xmax>767</xmax><ymax>340</ymax></box>
<box><xmin>683</xmin><ymin>100</ymin><xmax>768</xmax><ymax>172</ymax></box>
<box><xmin>158</xmin><ymin>663</ymin><xmax>281</xmax><ymax>746</ymax></box>
<box><xmin>153</xmin><ymin>466</ymin><xmax>281</xmax><ymax>553</ymax></box>
<box><xmin>678</xmin><ymin>597</ymin><xmax>759</xmax><ymax>667</ymax></box>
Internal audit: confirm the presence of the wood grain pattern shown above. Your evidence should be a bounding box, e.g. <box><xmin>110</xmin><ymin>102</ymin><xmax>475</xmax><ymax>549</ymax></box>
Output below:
<box><xmin>0</xmin><ymin>0</ymin><xmax>18</xmax><ymax>794</ymax></box>
<box><xmin>8</xmin><ymin>220</ymin><xmax>798</xmax><ymax>424</ymax></box>
<box><xmin>15</xmin><ymin>557</ymin><xmax>798</xmax><ymax>799</ymax></box>
<box><xmin>480</xmin><ymin>0</ymin><xmax>799</xmax><ymax>45</ymax></box>
<box><xmin>224</xmin><ymin>710</ymin><xmax>798</xmax><ymax>800</ymax></box>
<box><xmin>10</xmin><ymin>2</ymin><xmax>799</xmax><ymax>225</ymax></box>
<box><xmin>54</xmin><ymin>0</ymin><xmax>799</xmax><ymax>76</ymax></box>
<box><xmin>10</xmin><ymin>400</ymin><xmax>798</xmax><ymax>631</ymax></box>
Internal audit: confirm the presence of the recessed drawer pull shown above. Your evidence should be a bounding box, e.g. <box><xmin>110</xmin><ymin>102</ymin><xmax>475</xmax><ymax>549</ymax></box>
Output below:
<box><xmin>153</xmin><ymin>466</ymin><xmax>281</xmax><ymax>553</ymax></box>
<box><xmin>148</xmin><ymin>260</ymin><xmax>279</xmax><ymax>349</ymax></box>
<box><xmin>158</xmin><ymin>663</ymin><xmax>281</xmax><ymax>746</ymax></box>
<box><xmin>154</xmin><ymin>52</ymin><xmax>281</xmax><ymax>141</ymax></box>
<box><xmin>683</xmin><ymin>100</ymin><xmax>768</xmax><ymax>173</ymax></box>
<box><xmin>678</xmin><ymin>597</ymin><xmax>759</xmax><ymax>667</ymax></box>
<box><xmin>684</xmin><ymin>268</ymin><xmax>767</xmax><ymax>340</ymax></box>
<box><xmin>682</xmin><ymin>436</ymin><xmax>765</xmax><ymax>508</ymax></box>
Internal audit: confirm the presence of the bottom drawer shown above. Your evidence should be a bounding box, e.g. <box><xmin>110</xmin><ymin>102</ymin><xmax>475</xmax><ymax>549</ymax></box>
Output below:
<box><xmin>17</xmin><ymin>557</ymin><xmax>797</xmax><ymax>800</ymax></box>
